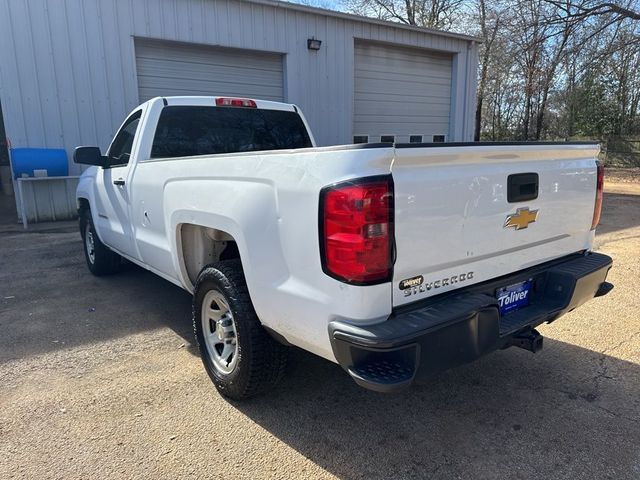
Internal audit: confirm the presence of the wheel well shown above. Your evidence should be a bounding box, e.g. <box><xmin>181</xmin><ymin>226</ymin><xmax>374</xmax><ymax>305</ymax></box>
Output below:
<box><xmin>77</xmin><ymin>198</ymin><xmax>90</xmax><ymax>215</ymax></box>
<box><xmin>180</xmin><ymin>224</ymin><xmax>240</xmax><ymax>286</ymax></box>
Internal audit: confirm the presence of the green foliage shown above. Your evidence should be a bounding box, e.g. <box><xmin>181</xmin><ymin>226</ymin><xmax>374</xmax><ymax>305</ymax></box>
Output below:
<box><xmin>569</xmin><ymin>72</ymin><xmax>620</xmax><ymax>137</ymax></box>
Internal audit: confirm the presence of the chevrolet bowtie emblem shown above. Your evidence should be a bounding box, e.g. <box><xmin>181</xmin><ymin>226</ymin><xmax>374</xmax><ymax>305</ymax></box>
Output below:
<box><xmin>504</xmin><ymin>207</ymin><xmax>538</xmax><ymax>230</ymax></box>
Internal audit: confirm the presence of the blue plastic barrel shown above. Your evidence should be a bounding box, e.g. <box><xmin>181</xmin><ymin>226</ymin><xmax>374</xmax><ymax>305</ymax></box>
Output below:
<box><xmin>10</xmin><ymin>148</ymin><xmax>69</xmax><ymax>178</ymax></box>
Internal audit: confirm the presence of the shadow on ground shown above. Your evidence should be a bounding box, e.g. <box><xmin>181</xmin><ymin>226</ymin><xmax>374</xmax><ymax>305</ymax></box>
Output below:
<box><xmin>0</xmin><ymin>230</ymin><xmax>194</xmax><ymax>364</ymax></box>
<box><xmin>234</xmin><ymin>340</ymin><xmax>639</xmax><ymax>479</ymax></box>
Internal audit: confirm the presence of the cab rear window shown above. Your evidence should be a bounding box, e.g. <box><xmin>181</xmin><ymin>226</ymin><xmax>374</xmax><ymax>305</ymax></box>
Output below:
<box><xmin>150</xmin><ymin>105</ymin><xmax>312</xmax><ymax>158</ymax></box>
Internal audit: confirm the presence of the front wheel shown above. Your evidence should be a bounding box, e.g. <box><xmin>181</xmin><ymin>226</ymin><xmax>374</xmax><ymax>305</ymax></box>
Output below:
<box><xmin>193</xmin><ymin>260</ymin><xmax>288</xmax><ymax>400</ymax></box>
<box><xmin>79</xmin><ymin>208</ymin><xmax>121</xmax><ymax>276</ymax></box>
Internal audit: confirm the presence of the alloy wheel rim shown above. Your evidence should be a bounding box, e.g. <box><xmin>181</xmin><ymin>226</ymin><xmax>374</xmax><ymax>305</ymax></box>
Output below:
<box><xmin>201</xmin><ymin>290</ymin><xmax>238</xmax><ymax>375</ymax></box>
<box><xmin>85</xmin><ymin>225</ymin><xmax>95</xmax><ymax>264</ymax></box>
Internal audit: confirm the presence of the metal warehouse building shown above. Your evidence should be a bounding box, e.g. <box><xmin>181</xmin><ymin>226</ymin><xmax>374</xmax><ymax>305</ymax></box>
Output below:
<box><xmin>0</xmin><ymin>0</ymin><xmax>478</xmax><ymax>177</ymax></box>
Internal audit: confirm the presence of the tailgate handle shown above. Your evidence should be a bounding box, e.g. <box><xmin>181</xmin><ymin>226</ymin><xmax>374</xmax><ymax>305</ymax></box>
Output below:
<box><xmin>508</xmin><ymin>173</ymin><xmax>538</xmax><ymax>202</ymax></box>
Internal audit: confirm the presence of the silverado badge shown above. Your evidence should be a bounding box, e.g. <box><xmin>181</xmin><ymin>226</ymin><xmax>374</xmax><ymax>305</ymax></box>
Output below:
<box><xmin>504</xmin><ymin>207</ymin><xmax>538</xmax><ymax>230</ymax></box>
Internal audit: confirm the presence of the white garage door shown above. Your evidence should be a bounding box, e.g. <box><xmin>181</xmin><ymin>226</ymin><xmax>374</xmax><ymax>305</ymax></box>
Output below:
<box><xmin>135</xmin><ymin>39</ymin><xmax>284</xmax><ymax>103</ymax></box>
<box><xmin>354</xmin><ymin>42</ymin><xmax>452</xmax><ymax>144</ymax></box>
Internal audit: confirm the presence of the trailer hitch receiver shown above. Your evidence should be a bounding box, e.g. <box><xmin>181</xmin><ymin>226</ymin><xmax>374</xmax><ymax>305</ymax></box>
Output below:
<box><xmin>509</xmin><ymin>329</ymin><xmax>543</xmax><ymax>353</ymax></box>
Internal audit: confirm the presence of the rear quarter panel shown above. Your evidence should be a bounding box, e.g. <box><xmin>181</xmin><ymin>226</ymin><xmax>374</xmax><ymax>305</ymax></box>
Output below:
<box><xmin>133</xmin><ymin>146</ymin><xmax>395</xmax><ymax>361</ymax></box>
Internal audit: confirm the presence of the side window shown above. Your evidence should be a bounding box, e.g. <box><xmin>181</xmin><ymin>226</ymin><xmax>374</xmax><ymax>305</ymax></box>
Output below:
<box><xmin>107</xmin><ymin>111</ymin><xmax>142</xmax><ymax>167</ymax></box>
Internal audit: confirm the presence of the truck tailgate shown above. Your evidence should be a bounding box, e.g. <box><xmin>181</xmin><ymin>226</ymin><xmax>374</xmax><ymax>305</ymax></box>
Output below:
<box><xmin>391</xmin><ymin>143</ymin><xmax>599</xmax><ymax>307</ymax></box>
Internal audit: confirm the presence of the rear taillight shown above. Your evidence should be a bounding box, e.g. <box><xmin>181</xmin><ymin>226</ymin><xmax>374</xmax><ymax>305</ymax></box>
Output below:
<box><xmin>215</xmin><ymin>97</ymin><xmax>257</xmax><ymax>108</ymax></box>
<box><xmin>319</xmin><ymin>176</ymin><xmax>394</xmax><ymax>285</ymax></box>
<box><xmin>591</xmin><ymin>162</ymin><xmax>604</xmax><ymax>230</ymax></box>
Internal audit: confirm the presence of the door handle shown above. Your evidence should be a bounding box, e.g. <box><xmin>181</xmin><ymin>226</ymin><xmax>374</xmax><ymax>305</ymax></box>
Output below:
<box><xmin>113</xmin><ymin>178</ymin><xmax>125</xmax><ymax>186</ymax></box>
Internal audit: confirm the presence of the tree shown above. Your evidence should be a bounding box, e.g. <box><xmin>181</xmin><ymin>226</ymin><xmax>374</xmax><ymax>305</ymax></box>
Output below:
<box><xmin>474</xmin><ymin>0</ymin><xmax>501</xmax><ymax>140</ymax></box>
<box><xmin>543</xmin><ymin>0</ymin><xmax>640</xmax><ymax>22</ymax></box>
<box><xmin>343</xmin><ymin>0</ymin><xmax>465</xmax><ymax>29</ymax></box>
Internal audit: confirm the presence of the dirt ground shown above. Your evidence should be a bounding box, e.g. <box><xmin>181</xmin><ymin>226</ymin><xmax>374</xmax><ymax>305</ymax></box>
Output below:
<box><xmin>605</xmin><ymin>168</ymin><xmax>640</xmax><ymax>196</ymax></box>
<box><xmin>0</xmin><ymin>179</ymin><xmax>639</xmax><ymax>479</ymax></box>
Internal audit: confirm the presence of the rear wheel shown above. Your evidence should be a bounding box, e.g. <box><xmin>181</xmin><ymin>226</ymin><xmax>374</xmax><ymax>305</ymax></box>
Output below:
<box><xmin>193</xmin><ymin>260</ymin><xmax>288</xmax><ymax>400</ymax></box>
<box><xmin>79</xmin><ymin>208</ymin><xmax>121</xmax><ymax>276</ymax></box>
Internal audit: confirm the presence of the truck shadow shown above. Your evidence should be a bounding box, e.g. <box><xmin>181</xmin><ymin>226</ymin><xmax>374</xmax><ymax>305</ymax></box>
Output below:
<box><xmin>233</xmin><ymin>341</ymin><xmax>640</xmax><ymax>479</ymax></box>
<box><xmin>0</xmin><ymin>232</ymin><xmax>196</xmax><ymax>364</ymax></box>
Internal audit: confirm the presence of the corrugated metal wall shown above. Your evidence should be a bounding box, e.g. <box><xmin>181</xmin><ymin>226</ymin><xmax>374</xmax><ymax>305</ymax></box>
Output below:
<box><xmin>0</xmin><ymin>0</ymin><xmax>478</xmax><ymax>175</ymax></box>
<box><xmin>15</xmin><ymin>177</ymin><xmax>79</xmax><ymax>224</ymax></box>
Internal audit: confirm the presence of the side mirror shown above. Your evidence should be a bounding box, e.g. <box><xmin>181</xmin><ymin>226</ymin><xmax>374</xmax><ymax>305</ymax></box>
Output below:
<box><xmin>74</xmin><ymin>146</ymin><xmax>107</xmax><ymax>167</ymax></box>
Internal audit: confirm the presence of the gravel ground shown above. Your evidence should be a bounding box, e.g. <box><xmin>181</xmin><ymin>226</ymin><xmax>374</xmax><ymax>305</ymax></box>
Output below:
<box><xmin>0</xmin><ymin>182</ymin><xmax>639</xmax><ymax>480</ymax></box>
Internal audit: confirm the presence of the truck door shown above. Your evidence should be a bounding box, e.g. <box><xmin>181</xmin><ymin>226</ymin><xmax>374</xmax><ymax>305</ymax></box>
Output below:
<box><xmin>93</xmin><ymin>110</ymin><xmax>142</xmax><ymax>258</ymax></box>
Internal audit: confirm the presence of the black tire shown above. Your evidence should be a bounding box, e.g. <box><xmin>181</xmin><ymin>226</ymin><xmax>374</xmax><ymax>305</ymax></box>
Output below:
<box><xmin>79</xmin><ymin>208</ymin><xmax>121</xmax><ymax>276</ymax></box>
<box><xmin>193</xmin><ymin>260</ymin><xmax>288</xmax><ymax>400</ymax></box>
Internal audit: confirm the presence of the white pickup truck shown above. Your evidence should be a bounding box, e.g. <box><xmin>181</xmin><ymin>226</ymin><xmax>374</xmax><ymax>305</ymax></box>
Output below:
<box><xmin>75</xmin><ymin>96</ymin><xmax>613</xmax><ymax>399</ymax></box>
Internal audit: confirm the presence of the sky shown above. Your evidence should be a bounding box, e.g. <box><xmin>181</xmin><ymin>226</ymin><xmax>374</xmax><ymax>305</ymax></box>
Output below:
<box><xmin>288</xmin><ymin>0</ymin><xmax>346</xmax><ymax>12</ymax></box>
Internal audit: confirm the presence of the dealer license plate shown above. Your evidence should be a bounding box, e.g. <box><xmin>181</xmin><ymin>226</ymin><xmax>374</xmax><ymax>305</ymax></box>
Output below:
<box><xmin>496</xmin><ymin>280</ymin><xmax>532</xmax><ymax>315</ymax></box>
